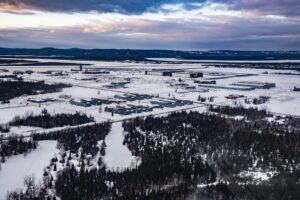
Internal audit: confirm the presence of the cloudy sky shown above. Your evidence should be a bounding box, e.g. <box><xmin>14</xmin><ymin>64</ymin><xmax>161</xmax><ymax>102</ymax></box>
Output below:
<box><xmin>0</xmin><ymin>0</ymin><xmax>299</xmax><ymax>50</ymax></box>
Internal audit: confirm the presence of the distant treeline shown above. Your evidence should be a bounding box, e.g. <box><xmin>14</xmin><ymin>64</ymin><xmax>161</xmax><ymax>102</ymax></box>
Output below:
<box><xmin>208</xmin><ymin>63</ymin><xmax>300</xmax><ymax>71</ymax></box>
<box><xmin>0</xmin><ymin>58</ymin><xmax>91</xmax><ymax>66</ymax></box>
<box><xmin>0</xmin><ymin>59</ymin><xmax>35</xmax><ymax>65</ymax></box>
<box><xmin>10</xmin><ymin>109</ymin><xmax>94</xmax><ymax>128</ymax></box>
<box><xmin>1</xmin><ymin>48</ymin><xmax>300</xmax><ymax>61</ymax></box>
<box><xmin>0</xmin><ymin>80</ymin><xmax>70</xmax><ymax>102</ymax></box>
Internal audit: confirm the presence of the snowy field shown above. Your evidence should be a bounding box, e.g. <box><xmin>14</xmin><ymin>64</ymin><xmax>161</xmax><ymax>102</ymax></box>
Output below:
<box><xmin>0</xmin><ymin>141</ymin><xmax>58</xmax><ymax>200</ymax></box>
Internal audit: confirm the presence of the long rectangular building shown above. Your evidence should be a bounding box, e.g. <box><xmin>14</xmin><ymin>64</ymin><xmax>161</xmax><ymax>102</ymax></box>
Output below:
<box><xmin>232</xmin><ymin>81</ymin><xmax>276</xmax><ymax>89</ymax></box>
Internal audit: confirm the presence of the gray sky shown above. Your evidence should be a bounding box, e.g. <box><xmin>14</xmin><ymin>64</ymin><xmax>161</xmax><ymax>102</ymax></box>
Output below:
<box><xmin>0</xmin><ymin>0</ymin><xmax>300</xmax><ymax>50</ymax></box>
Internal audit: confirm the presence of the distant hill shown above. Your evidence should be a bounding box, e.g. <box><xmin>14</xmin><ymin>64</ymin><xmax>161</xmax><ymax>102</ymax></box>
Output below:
<box><xmin>0</xmin><ymin>48</ymin><xmax>300</xmax><ymax>61</ymax></box>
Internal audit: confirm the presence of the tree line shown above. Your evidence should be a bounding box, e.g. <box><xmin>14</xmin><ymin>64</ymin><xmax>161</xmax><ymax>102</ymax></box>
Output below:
<box><xmin>0</xmin><ymin>80</ymin><xmax>70</xmax><ymax>102</ymax></box>
<box><xmin>33</xmin><ymin>122</ymin><xmax>111</xmax><ymax>156</ymax></box>
<box><xmin>0</xmin><ymin>137</ymin><xmax>37</xmax><ymax>163</ymax></box>
<box><xmin>208</xmin><ymin>105</ymin><xmax>271</xmax><ymax>120</ymax></box>
<box><xmin>10</xmin><ymin>109</ymin><xmax>94</xmax><ymax>129</ymax></box>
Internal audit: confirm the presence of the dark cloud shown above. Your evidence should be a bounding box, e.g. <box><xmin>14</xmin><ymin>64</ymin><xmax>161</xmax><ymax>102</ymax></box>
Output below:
<box><xmin>1</xmin><ymin>0</ymin><xmax>299</xmax><ymax>17</ymax></box>
<box><xmin>224</xmin><ymin>0</ymin><xmax>300</xmax><ymax>17</ymax></box>
<box><xmin>0</xmin><ymin>0</ymin><xmax>207</xmax><ymax>13</ymax></box>
<box><xmin>1</xmin><ymin>0</ymin><xmax>298</xmax><ymax>19</ymax></box>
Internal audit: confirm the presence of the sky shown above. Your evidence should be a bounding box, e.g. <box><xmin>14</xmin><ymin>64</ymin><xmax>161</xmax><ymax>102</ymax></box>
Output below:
<box><xmin>0</xmin><ymin>0</ymin><xmax>300</xmax><ymax>50</ymax></box>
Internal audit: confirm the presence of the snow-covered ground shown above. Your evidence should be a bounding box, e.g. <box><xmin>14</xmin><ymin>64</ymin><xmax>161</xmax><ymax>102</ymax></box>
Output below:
<box><xmin>0</xmin><ymin>141</ymin><xmax>58</xmax><ymax>200</ymax></box>
<box><xmin>103</xmin><ymin>122</ymin><xmax>139</xmax><ymax>170</ymax></box>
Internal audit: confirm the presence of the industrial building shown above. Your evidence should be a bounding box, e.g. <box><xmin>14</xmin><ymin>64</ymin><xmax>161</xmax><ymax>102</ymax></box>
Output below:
<box><xmin>83</xmin><ymin>70</ymin><xmax>110</xmax><ymax>74</ymax></box>
<box><xmin>71</xmin><ymin>65</ymin><xmax>83</xmax><ymax>72</ymax></box>
<box><xmin>194</xmin><ymin>80</ymin><xmax>217</xmax><ymax>84</ymax></box>
<box><xmin>225</xmin><ymin>94</ymin><xmax>245</xmax><ymax>99</ymax></box>
<box><xmin>13</xmin><ymin>71</ymin><xmax>24</xmax><ymax>75</ymax></box>
<box><xmin>145</xmin><ymin>70</ymin><xmax>173</xmax><ymax>77</ymax></box>
<box><xmin>28</xmin><ymin>97</ymin><xmax>57</xmax><ymax>104</ymax></box>
<box><xmin>59</xmin><ymin>94</ymin><xmax>72</xmax><ymax>100</ymax></box>
<box><xmin>28</xmin><ymin>98</ymin><xmax>47</xmax><ymax>104</ymax></box>
<box><xmin>190</xmin><ymin>72</ymin><xmax>203</xmax><ymax>78</ymax></box>
<box><xmin>185</xmin><ymin>86</ymin><xmax>196</xmax><ymax>90</ymax></box>
<box><xmin>70</xmin><ymin>99</ymin><xmax>91</xmax><ymax>107</ymax></box>
<box><xmin>232</xmin><ymin>81</ymin><xmax>276</xmax><ymax>89</ymax></box>
<box><xmin>105</xmin><ymin>105</ymin><xmax>153</xmax><ymax>115</ymax></box>
<box><xmin>104</xmin><ymin>81</ymin><xmax>130</xmax><ymax>89</ymax></box>
<box><xmin>172</xmin><ymin>83</ymin><xmax>189</xmax><ymax>88</ymax></box>
<box><xmin>77</xmin><ymin>77</ymin><xmax>97</xmax><ymax>81</ymax></box>
<box><xmin>90</xmin><ymin>98</ymin><xmax>116</xmax><ymax>105</ymax></box>
<box><xmin>199</xmin><ymin>84</ymin><xmax>255</xmax><ymax>91</ymax></box>
<box><xmin>50</xmin><ymin>71</ymin><xmax>68</xmax><ymax>76</ymax></box>
<box><xmin>173</xmin><ymin>72</ymin><xmax>203</xmax><ymax>78</ymax></box>
<box><xmin>70</xmin><ymin>97</ymin><xmax>117</xmax><ymax>107</ymax></box>
<box><xmin>114</xmin><ymin>94</ymin><xmax>152</xmax><ymax>101</ymax></box>
<box><xmin>151</xmin><ymin>99</ymin><xmax>193</xmax><ymax>108</ymax></box>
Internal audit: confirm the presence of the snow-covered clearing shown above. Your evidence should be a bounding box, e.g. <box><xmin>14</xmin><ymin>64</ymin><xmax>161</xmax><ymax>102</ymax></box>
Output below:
<box><xmin>104</xmin><ymin>122</ymin><xmax>139</xmax><ymax>170</ymax></box>
<box><xmin>0</xmin><ymin>141</ymin><xmax>58</xmax><ymax>200</ymax></box>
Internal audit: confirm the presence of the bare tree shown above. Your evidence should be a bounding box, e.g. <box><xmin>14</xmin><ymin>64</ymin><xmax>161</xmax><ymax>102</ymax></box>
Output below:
<box><xmin>24</xmin><ymin>174</ymin><xmax>38</xmax><ymax>197</ymax></box>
